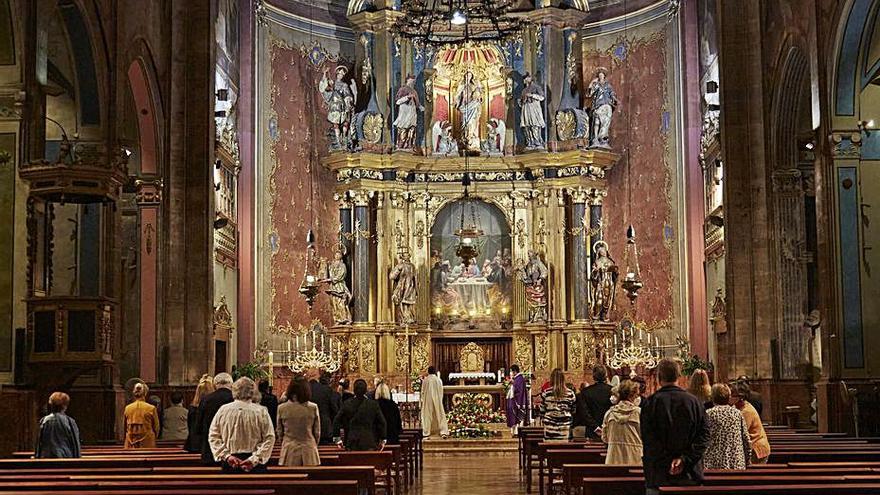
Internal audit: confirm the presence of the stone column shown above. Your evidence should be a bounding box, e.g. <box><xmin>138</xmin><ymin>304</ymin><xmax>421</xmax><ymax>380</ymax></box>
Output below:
<box><xmin>351</xmin><ymin>190</ymin><xmax>373</xmax><ymax>324</ymax></box>
<box><xmin>568</xmin><ymin>187</ymin><xmax>590</xmax><ymax>321</ymax></box>
<box><xmin>773</xmin><ymin>169</ymin><xmax>809</xmax><ymax>379</ymax></box>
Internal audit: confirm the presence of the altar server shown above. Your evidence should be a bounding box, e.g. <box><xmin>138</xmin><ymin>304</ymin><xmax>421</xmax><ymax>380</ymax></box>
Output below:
<box><xmin>420</xmin><ymin>366</ymin><xmax>449</xmax><ymax>438</ymax></box>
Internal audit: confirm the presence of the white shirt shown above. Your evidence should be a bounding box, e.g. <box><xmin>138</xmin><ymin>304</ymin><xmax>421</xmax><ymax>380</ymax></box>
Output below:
<box><xmin>208</xmin><ymin>399</ymin><xmax>275</xmax><ymax>466</ymax></box>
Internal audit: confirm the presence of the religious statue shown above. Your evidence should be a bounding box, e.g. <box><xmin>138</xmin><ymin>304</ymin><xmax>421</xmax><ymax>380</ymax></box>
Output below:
<box><xmin>432</xmin><ymin>120</ymin><xmax>459</xmax><ymax>156</ymax></box>
<box><xmin>455</xmin><ymin>70</ymin><xmax>483</xmax><ymax>150</ymax></box>
<box><xmin>484</xmin><ymin>118</ymin><xmax>506</xmax><ymax>156</ymax></box>
<box><xmin>517</xmin><ymin>250</ymin><xmax>548</xmax><ymax>324</ymax></box>
<box><xmin>321</xmin><ymin>249</ymin><xmax>351</xmax><ymax>325</ymax></box>
<box><xmin>390</xmin><ymin>249</ymin><xmax>418</xmax><ymax>325</ymax></box>
<box><xmin>589</xmin><ymin>241</ymin><xmax>618</xmax><ymax>321</ymax></box>
<box><xmin>393</xmin><ymin>74</ymin><xmax>424</xmax><ymax>150</ymax></box>
<box><xmin>710</xmin><ymin>288</ymin><xmax>727</xmax><ymax>334</ymax></box>
<box><xmin>519</xmin><ymin>72</ymin><xmax>546</xmax><ymax>150</ymax></box>
<box><xmin>319</xmin><ymin>65</ymin><xmax>357</xmax><ymax>150</ymax></box>
<box><xmin>587</xmin><ymin>67</ymin><xmax>618</xmax><ymax>148</ymax></box>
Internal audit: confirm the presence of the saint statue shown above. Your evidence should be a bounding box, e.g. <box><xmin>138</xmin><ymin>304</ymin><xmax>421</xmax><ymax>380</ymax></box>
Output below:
<box><xmin>455</xmin><ymin>70</ymin><xmax>483</xmax><ymax>150</ymax></box>
<box><xmin>589</xmin><ymin>241</ymin><xmax>618</xmax><ymax>321</ymax></box>
<box><xmin>393</xmin><ymin>74</ymin><xmax>424</xmax><ymax>150</ymax></box>
<box><xmin>319</xmin><ymin>65</ymin><xmax>356</xmax><ymax>150</ymax></box>
<box><xmin>390</xmin><ymin>250</ymin><xmax>418</xmax><ymax>325</ymax></box>
<box><xmin>519</xmin><ymin>73</ymin><xmax>546</xmax><ymax>150</ymax></box>
<box><xmin>587</xmin><ymin>67</ymin><xmax>618</xmax><ymax>148</ymax></box>
<box><xmin>517</xmin><ymin>250</ymin><xmax>549</xmax><ymax>324</ymax></box>
<box><xmin>485</xmin><ymin>118</ymin><xmax>506</xmax><ymax>156</ymax></box>
<box><xmin>321</xmin><ymin>249</ymin><xmax>351</xmax><ymax>325</ymax></box>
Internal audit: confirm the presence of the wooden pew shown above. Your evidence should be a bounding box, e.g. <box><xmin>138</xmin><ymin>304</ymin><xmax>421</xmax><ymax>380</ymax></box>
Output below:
<box><xmin>0</xmin><ymin>479</ymin><xmax>358</xmax><ymax>495</ymax></box>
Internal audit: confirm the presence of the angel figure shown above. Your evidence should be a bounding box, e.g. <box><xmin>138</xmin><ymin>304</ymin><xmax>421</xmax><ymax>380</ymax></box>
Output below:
<box><xmin>319</xmin><ymin>65</ymin><xmax>357</xmax><ymax>150</ymax></box>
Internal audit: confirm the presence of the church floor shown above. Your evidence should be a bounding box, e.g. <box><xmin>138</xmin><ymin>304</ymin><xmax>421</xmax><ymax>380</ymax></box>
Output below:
<box><xmin>415</xmin><ymin>454</ymin><xmax>526</xmax><ymax>495</ymax></box>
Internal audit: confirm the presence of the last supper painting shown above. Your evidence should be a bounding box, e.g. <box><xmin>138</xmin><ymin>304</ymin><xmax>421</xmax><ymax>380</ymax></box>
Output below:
<box><xmin>0</xmin><ymin>0</ymin><xmax>879</xmax><ymax>493</ymax></box>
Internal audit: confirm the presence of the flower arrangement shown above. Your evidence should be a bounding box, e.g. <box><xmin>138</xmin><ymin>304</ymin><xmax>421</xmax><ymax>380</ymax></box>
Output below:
<box><xmin>447</xmin><ymin>393</ymin><xmax>505</xmax><ymax>439</ymax></box>
<box><xmin>410</xmin><ymin>371</ymin><xmax>422</xmax><ymax>393</ymax></box>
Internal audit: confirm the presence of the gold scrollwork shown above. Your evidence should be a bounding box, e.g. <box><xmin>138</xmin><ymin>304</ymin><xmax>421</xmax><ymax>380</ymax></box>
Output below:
<box><xmin>363</xmin><ymin>113</ymin><xmax>384</xmax><ymax>144</ymax></box>
<box><xmin>515</xmin><ymin>218</ymin><xmax>527</xmax><ymax>249</ymax></box>
<box><xmin>412</xmin><ymin>335</ymin><xmax>429</xmax><ymax>372</ymax></box>
<box><xmin>514</xmin><ymin>333</ymin><xmax>533</xmax><ymax>371</ymax></box>
<box><xmin>414</xmin><ymin>220</ymin><xmax>426</xmax><ymax>249</ymax></box>
<box><xmin>535</xmin><ymin>333</ymin><xmax>550</xmax><ymax>371</ymax></box>
<box><xmin>556</xmin><ymin>110</ymin><xmax>577</xmax><ymax>141</ymax></box>
<box><xmin>568</xmin><ymin>332</ymin><xmax>583</xmax><ymax>371</ymax></box>
<box><xmin>395</xmin><ymin>334</ymin><xmax>409</xmax><ymax>371</ymax></box>
<box><xmin>347</xmin><ymin>334</ymin><xmax>360</xmax><ymax>373</ymax></box>
<box><xmin>361</xmin><ymin>335</ymin><xmax>377</xmax><ymax>372</ymax></box>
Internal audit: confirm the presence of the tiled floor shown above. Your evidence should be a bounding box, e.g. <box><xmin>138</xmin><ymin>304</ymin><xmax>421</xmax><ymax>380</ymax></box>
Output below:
<box><xmin>415</xmin><ymin>454</ymin><xmax>527</xmax><ymax>495</ymax></box>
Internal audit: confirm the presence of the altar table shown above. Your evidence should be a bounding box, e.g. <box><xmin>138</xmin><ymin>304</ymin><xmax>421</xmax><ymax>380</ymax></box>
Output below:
<box><xmin>449</xmin><ymin>278</ymin><xmax>492</xmax><ymax>312</ymax></box>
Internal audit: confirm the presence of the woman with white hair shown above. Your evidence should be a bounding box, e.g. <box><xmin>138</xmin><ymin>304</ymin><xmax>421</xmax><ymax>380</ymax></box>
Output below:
<box><xmin>208</xmin><ymin>377</ymin><xmax>275</xmax><ymax>473</ymax></box>
<box><xmin>124</xmin><ymin>382</ymin><xmax>159</xmax><ymax>448</ymax></box>
<box><xmin>375</xmin><ymin>383</ymin><xmax>402</xmax><ymax>444</ymax></box>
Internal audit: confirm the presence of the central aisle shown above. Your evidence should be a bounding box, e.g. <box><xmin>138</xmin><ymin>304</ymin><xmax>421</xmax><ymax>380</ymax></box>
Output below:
<box><xmin>415</xmin><ymin>454</ymin><xmax>526</xmax><ymax>495</ymax></box>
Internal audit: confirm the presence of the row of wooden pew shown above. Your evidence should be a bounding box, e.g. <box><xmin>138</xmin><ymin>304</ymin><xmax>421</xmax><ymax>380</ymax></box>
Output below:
<box><xmin>518</xmin><ymin>425</ymin><xmax>880</xmax><ymax>495</ymax></box>
<box><xmin>0</xmin><ymin>428</ymin><xmax>424</xmax><ymax>495</ymax></box>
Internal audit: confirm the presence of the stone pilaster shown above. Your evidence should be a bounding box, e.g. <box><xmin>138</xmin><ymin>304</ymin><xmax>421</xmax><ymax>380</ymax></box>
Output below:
<box><xmin>350</xmin><ymin>190</ymin><xmax>374</xmax><ymax>324</ymax></box>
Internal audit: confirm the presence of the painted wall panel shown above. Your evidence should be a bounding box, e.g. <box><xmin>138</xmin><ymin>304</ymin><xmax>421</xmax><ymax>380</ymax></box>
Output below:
<box><xmin>838</xmin><ymin>167</ymin><xmax>864</xmax><ymax>368</ymax></box>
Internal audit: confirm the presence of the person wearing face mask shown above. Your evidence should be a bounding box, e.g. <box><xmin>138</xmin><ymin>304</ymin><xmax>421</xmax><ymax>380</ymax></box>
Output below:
<box><xmin>601</xmin><ymin>380</ymin><xmax>643</xmax><ymax>465</ymax></box>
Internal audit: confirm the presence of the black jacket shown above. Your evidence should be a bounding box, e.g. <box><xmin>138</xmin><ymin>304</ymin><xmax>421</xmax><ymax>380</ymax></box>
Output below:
<box><xmin>194</xmin><ymin>387</ymin><xmax>233</xmax><ymax>464</ymax></box>
<box><xmin>260</xmin><ymin>393</ymin><xmax>279</xmax><ymax>428</ymax></box>
<box><xmin>310</xmin><ymin>380</ymin><xmax>339</xmax><ymax>445</ymax></box>
<box><xmin>184</xmin><ymin>405</ymin><xmax>200</xmax><ymax>453</ymax></box>
<box><xmin>640</xmin><ymin>385</ymin><xmax>710</xmax><ymax>488</ymax></box>
<box><xmin>377</xmin><ymin>398</ymin><xmax>403</xmax><ymax>444</ymax></box>
<box><xmin>333</xmin><ymin>396</ymin><xmax>387</xmax><ymax>451</ymax></box>
<box><xmin>576</xmin><ymin>382</ymin><xmax>612</xmax><ymax>437</ymax></box>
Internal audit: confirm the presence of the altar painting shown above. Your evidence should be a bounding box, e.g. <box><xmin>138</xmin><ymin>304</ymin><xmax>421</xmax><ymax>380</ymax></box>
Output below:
<box><xmin>430</xmin><ymin>200</ymin><xmax>512</xmax><ymax>330</ymax></box>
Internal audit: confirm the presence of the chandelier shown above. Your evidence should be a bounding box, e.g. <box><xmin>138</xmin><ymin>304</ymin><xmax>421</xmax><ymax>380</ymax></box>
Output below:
<box><xmin>282</xmin><ymin>320</ymin><xmax>342</xmax><ymax>373</ymax></box>
<box><xmin>620</xmin><ymin>225</ymin><xmax>644</xmax><ymax>303</ymax></box>
<box><xmin>607</xmin><ymin>317</ymin><xmax>661</xmax><ymax>378</ymax></box>
<box><xmin>455</xmin><ymin>155</ymin><xmax>484</xmax><ymax>265</ymax></box>
<box><xmin>392</xmin><ymin>0</ymin><xmax>525</xmax><ymax>47</ymax></box>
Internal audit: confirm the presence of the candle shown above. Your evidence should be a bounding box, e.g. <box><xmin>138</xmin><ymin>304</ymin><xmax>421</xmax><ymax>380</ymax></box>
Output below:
<box><xmin>613</xmin><ymin>333</ymin><xmax>618</xmax><ymax>347</ymax></box>
<box><xmin>268</xmin><ymin>351</ymin><xmax>274</xmax><ymax>388</ymax></box>
<box><xmin>311</xmin><ymin>329</ymin><xmax>316</xmax><ymax>349</ymax></box>
<box><xmin>288</xmin><ymin>340</ymin><xmax>292</xmax><ymax>354</ymax></box>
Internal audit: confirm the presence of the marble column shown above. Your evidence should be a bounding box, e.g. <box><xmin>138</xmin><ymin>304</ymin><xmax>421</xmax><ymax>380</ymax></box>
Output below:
<box><xmin>569</xmin><ymin>187</ymin><xmax>590</xmax><ymax>321</ymax></box>
<box><xmin>336</xmin><ymin>194</ymin><xmax>353</xmax><ymax>291</ymax></box>
<box><xmin>351</xmin><ymin>190</ymin><xmax>373</xmax><ymax>324</ymax></box>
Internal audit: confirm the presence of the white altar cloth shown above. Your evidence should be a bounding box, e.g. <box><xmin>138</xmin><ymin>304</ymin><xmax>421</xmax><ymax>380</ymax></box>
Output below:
<box><xmin>449</xmin><ymin>278</ymin><xmax>492</xmax><ymax>312</ymax></box>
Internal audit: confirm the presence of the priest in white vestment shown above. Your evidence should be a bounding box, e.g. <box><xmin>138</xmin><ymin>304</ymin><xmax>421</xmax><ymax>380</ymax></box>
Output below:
<box><xmin>420</xmin><ymin>366</ymin><xmax>449</xmax><ymax>438</ymax></box>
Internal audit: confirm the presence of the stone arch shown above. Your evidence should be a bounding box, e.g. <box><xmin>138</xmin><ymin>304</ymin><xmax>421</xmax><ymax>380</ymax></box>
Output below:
<box><xmin>832</xmin><ymin>0</ymin><xmax>878</xmax><ymax>115</ymax></box>
<box><xmin>55</xmin><ymin>0</ymin><xmax>110</xmax><ymax>129</ymax></box>
<box><xmin>126</xmin><ymin>39</ymin><xmax>165</xmax><ymax>175</ymax></box>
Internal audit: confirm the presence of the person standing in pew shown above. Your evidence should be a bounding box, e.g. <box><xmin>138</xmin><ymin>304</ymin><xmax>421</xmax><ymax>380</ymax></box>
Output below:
<box><xmin>578</xmin><ymin>365</ymin><xmax>613</xmax><ymax>441</ymax></box>
<box><xmin>35</xmin><ymin>392</ymin><xmax>81</xmax><ymax>458</ymax></box>
<box><xmin>731</xmin><ymin>381</ymin><xmax>770</xmax><ymax>464</ymax></box>
<box><xmin>688</xmin><ymin>369</ymin><xmax>713</xmax><ymax>409</ymax></box>
<box><xmin>736</xmin><ymin>375</ymin><xmax>763</xmax><ymax>418</ymax></box>
<box><xmin>124</xmin><ymin>383</ymin><xmax>160</xmax><ymax>449</ymax></box>
<box><xmin>276</xmin><ymin>377</ymin><xmax>321</xmax><ymax>466</ymax></box>
<box><xmin>539</xmin><ymin>368</ymin><xmax>577</xmax><ymax>441</ymax></box>
<box><xmin>338</xmin><ymin>378</ymin><xmax>355</xmax><ymax>403</ymax></box>
<box><xmin>195</xmin><ymin>372</ymin><xmax>234</xmax><ymax>464</ymax></box>
<box><xmin>185</xmin><ymin>374</ymin><xmax>214</xmax><ymax>453</ymax></box>
<box><xmin>310</xmin><ymin>369</ymin><xmax>339</xmax><ymax>445</ymax></box>
<box><xmin>160</xmin><ymin>391</ymin><xmax>189</xmax><ymax>441</ymax></box>
<box><xmin>376</xmin><ymin>383</ymin><xmax>403</xmax><ymax>444</ymax></box>
<box><xmin>704</xmin><ymin>383</ymin><xmax>750</xmax><ymax>470</ymax></box>
<box><xmin>601</xmin><ymin>379</ymin><xmax>643</xmax><ymax>465</ymax></box>
<box><xmin>333</xmin><ymin>378</ymin><xmax>388</xmax><ymax>451</ymax></box>
<box><xmin>258</xmin><ymin>380</ymin><xmax>279</xmax><ymax>429</ymax></box>
<box><xmin>209</xmin><ymin>377</ymin><xmax>276</xmax><ymax>473</ymax></box>
<box><xmin>640</xmin><ymin>358</ymin><xmax>709</xmax><ymax>495</ymax></box>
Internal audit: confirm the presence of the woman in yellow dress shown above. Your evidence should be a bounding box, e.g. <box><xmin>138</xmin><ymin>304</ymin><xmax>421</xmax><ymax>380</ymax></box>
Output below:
<box><xmin>124</xmin><ymin>382</ymin><xmax>160</xmax><ymax>448</ymax></box>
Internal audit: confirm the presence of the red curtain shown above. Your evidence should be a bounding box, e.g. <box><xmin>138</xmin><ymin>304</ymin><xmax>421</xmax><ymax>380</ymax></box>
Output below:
<box><xmin>431</xmin><ymin>338</ymin><xmax>511</xmax><ymax>383</ymax></box>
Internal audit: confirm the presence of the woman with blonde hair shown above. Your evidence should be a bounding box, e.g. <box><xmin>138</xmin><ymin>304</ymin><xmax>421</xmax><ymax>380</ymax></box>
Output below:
<box><xmin>124</xmin><ymin>382</ymin><xmax>160</xmax><ymax>448</ymax></box>
<box><xmin>601</xmin><ymin>380</ymin><xmax>642</xmax><ymax>464</ymax></box>
<box><xmin>688</xmin><ymin>369</ymin><xmax>712</xmax><ymax>408</ymax></box>
<box><xmin>539</xmin><ymin>368</ymin><xmax>577</xmax><ymax>440</ymax></box>
<box><xmin>185</xmin><ymin>375</ymin><xmax>215</xmax><ymax>452</ymax></box>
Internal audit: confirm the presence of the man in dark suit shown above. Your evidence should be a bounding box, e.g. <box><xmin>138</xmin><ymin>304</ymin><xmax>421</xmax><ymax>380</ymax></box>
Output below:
<box><xmin>641</xmin><ymin>359</ymin><xmax>710</xmax><ymax>495</ymax></box>
<box><xmin>258</xmin><ymin>379</ymin><xmax>279</xmax><ymax>428</ymax></box>
<box><xmin>310</xmin><ymin>371</ymin><xmax>339</xmax><ymax>445</ymax></box>
<box><xmin>194</xmin><ymin>372</ymin><xmax>234</xmax><ymax>464</ymax></box>
<box><xmin>333</xmin><ymin>378</ymin><xmax>387</xmax><ymax>451</ymax></box>
<box><xmin>578</xmin><ymin>365</ymin><xmax>613</xmax><ymax>440</ymax></box>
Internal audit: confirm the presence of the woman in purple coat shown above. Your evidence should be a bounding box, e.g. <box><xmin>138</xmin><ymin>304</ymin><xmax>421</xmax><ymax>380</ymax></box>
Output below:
<box><xmin>506</xmin><ymin>364</ymin><xmax>528</xmax><ymax>435</ymax></box>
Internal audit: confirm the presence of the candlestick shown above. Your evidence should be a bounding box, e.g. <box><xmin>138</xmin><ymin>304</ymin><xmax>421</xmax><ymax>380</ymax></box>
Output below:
<box><xmin>268</xmin><ymin>351</ymin><xmax>274</xmax><ymax>389</ymax></box>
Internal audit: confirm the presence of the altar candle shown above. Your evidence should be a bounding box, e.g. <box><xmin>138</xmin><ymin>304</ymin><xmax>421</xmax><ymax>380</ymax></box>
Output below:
<box><xmin>613</xmin><ymin>333</ymin><xmax>618</xmax><ymax>347</ymax></box>
<box><xmin>268</xmin><ymin>352</ymin><xmax>274</xmax><ymax>388</ymax></box>
<box><xmin>311</xmin><ymin>329</ymin><xmax>316</xmax><ymax>349</ymax></box>
<box><xmin>288</xmin><ymin>340</ymin><xmax>292</xmax><ymax>354</ymax></box>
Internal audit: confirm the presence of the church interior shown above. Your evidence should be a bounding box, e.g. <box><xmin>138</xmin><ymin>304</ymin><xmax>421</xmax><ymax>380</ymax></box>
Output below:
<box><xmin>1</xmin><ymin>0</ymin><xmax>880</xmax><ymax>492</ymax></box>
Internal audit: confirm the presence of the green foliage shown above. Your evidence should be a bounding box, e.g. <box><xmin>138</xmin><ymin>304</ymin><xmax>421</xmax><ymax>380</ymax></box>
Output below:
<box><xmin>680</xmin><ymin>354</ymin><xmax>714</xmax><ymax>377</ymax></box>
<box><xmin>232</xmin><ymin>361</ymin><xmax>269</xmax><ymax>382</ymax></box>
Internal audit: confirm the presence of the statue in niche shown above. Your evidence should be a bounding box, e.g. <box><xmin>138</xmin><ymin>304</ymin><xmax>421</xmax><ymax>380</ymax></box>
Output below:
<box><xmin>390</xmin><ymin>249</ymin><xmax>418</xmax><ymax>325</ymax></box>
<box><xmin>321</xmin><ymin>248</ymin><xmax>351</xmax><ymax>325</ymax></box>
<box><xmin>587</xmin><ymin>67</ymin><xmax>618</xmax><ymax>148</ymax></box>
<box><xmin>517</xmin><ymin>250</ymin><xmax>549</xmax><ymax>324</ymax></box>
<box><xmin>432</xmin><ymin>120</ymin><xmax>459</xmax><ymax>156</ymax></box>
<box><xmin>589</xmin><ymin>241</ymin><xmax>618</xmax><ymax>321</ymax></box>
<box><xmin>710</xmin><ymin>288</ymin><xmax>727</xmax><ymax>334</ymax></box>
<box><xmin>519</xmin><ymin>72</ymin><xmax>546</xmax><ymax>150</ymax></box>
<box><xmin>455</xmin><ymin>70</ymin><xmax>483</xmax><ymax>151</ymax></box>
<box><xmin>484</xmin><ymin>118</ymin><xmax>506</xmax><ymax>156</ymax></box>
<box><xmin>393</xmin><ymin>74</ymin><xmax>424</xmax><ymax>150</ymax></box>
<box><xmin>319</xmin><ymin>65</ymin><xmax>357</xmax><ymax>150</ymax></box>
